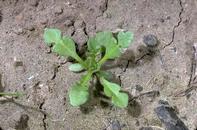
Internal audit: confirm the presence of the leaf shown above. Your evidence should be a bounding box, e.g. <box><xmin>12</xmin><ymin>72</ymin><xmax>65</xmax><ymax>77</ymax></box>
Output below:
<box><xmin>97</xmin><ymin>71</ymin><xmax>113</xmax><ymax>81</ymax></box>
<box><xmin>88</xmin><ymin>31</ymin><xmax>121</xmax><ymax>60</ymax></box>
<box><xmin>105</xmin><ymin>43</ymin><xmax>121</xmax><ymax>59</ymax></box>
<box><xmin>44</xmin><ymin>28</ymin><xmax>61</xmax><ymax>45</ymax></box>
<box><xmin>112</xmin><ymin>92</ymin><xmax>128</xmax><ymax>108</ymax></box>
<box><xmin>69</xmin><ymin>83</ymin><xmax>89</xmax><ymax>106</ymax></box>
<box><xmin>100</xmin><ymin>77</ymin><xmax>120</xmax><ymax>97</ymax></box>
<box><xmin>118</xmin><ymin>31</ymin><xmax>134</xmax><ymax>48</ymax></box>
<box><xmin>69</xmin><ymin>63</ymin><xmax>84</xmax><ymax>72</ymax></box>
<box><xmin>100</xmin><ymin>77</ymin><xmax>128</xmax><ymax>108</ymax></box>
<box><xmin>52</xmin><ymin>36</ymin><xmax>77</xmax><ymax>58</ymax></box>
<box><xmin>87</xmin><ymin>37</ymin><xmax>100</xmax><ymax>53</ymax></box>
<box><xmin>69</xmin><ymin>71</ymin><xmax>93</xmax><ymax>106</ymax></box>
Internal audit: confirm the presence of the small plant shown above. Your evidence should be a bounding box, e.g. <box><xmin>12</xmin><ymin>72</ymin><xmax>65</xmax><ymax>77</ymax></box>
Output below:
<box><xmin>44</xmin><ymin>28</ymin><xmax>133</xmax><ymax>108</ymax></box>
<box><xmin>0</xmin><ymin>92</ymin><xmax>23</xmax><ymax>97</ymax></box>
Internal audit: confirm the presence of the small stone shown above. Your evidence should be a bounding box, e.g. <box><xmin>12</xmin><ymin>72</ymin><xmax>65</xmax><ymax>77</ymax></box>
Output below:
<box><xmin>154</xmin><ymin>100</ymin><xmax>189</xmax><ymax>130</ymax></box>
<box><xmin>0</xmin><ymin>74</ymin><xmax>4</xmax><ymax>92</ymax></box>
<box><xmin>14</xmin><ymin>57</ymin><xmax>23</xmax><ymax>67</ymax></box>
<box><xmin>26</xmin><ymin>25</ymin><xmax>35</xmax><ymax>31</ymax></box>
<box><xmin>64</xmin><ymin>19</ymin><xmax>73</xmax><ymax>26</ymax></box>
<box><xmin>159</xmin><ymin>18</ymin><xmax>165</xmax><ymax>23</ymax></box>
<box><xmin>143</xmin><ymin>34</ymin><xmax>158</xmax><ymax>47</ymax></box>
<box><xmin>15</xmin><ymin>114</ymin><xmax>29</xmax><ymax>129</ymax></box>
<box><xmin>39</xmin><ymin>17</ymin><xmax>48</xmax><ymax>24</ymax></box>
<box><xmin>72</xmin><ymin>28</ymin><xmax>88</xmax><ymax>49</ymax></box>
<box><xmin>74</xmin><ymin>20</ymin><xmax>84</xmax><ymax>28</ymax></box>
<box><xmin>135</xmin><ymin>84</ymin><xmax>143</xmax><ymax>92</ymax></box>
<box><xmin>139</xmin><ymin>127</ymin><xmax>153</xmax><ymax>130</ymax></box>
<box><xmin>54</xmin><ymin>6</ymin><xmax>63</xmax><ymax>15</ymax></box>
<box><xmin>28</xmin><ymin>0</ymin><xmax>40</xmax><ymax>6</ymax></box>
<box><xmin>111</xmin><ymin>120</ymin><xmax>121</xmax><ymax>130</ymax></box>
<box><xmin>13</xmin><ymin>28</ymin><xmax>24</xmax><ymax>35</ymax></box>
<box><xmin>106</xmin><ymin>119</ymin><xmax>122</xmax><ymax>130</ymax></box>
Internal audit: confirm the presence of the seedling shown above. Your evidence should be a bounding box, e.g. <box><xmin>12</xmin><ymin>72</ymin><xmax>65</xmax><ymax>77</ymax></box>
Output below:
<box><xmin>44</xmin><ymin>28</ymin><xmax>133</xmax><ymax>108</ymax></box>
<box><xmin>0</xmin><ymin>92</ymin><xmax>23</xmax><ymax>97</ymax></box>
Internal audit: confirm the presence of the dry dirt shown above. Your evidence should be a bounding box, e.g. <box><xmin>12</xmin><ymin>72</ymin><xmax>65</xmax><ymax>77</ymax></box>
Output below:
<box><xmin>0</xmin><ymin>0</ymin><xmax>197</xmax><ymax>130</ymax></box>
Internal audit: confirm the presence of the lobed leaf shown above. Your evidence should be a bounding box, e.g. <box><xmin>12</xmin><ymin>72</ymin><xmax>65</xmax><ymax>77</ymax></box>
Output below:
<box><xmin>118</xmin><ymin>31</ymin><xmax>134</xmax><ymax>48</ymax></box>
<box><xmin>100</xmin><ymin>77</ymin><xmax>120</xmax><ymax>97</ymax></box>
<box><xmin>100</xmin><ymin>77</ymin><xmax>128</xmax><ymax>108</ymax></box>
<box><xmin>52</xmin><ymin>36</ymin><xmax>77</xmax><ymax>58</ymax></box>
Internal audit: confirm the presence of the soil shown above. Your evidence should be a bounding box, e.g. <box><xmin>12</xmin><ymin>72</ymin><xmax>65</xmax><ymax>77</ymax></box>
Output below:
<box><xmin>0</xmin><ymin>0</ymin><xmax>197</xmax><ymax>130</ymax></box>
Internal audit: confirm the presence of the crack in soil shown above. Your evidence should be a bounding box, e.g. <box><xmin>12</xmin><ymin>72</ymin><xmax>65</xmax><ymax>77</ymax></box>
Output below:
<box><xmin>51</xmin><ymin>65</ymin><xmax>60</xmax><ymax>80</ymax></box>
<box><xmin>39</xmin><ymin>101</ymin><xmax>47</xmax><ymax>130</ymax></box>
<box><xmin>163</xmin><ymin>0</ymin><xmax>183</xmax><ymax>48</ymax></box>
<box><xmin>95</xmin><ymin>0</ymin><xmax>109</xmax><ymax>30</ymax></box>
<box><xmin>123</xmin><ymin>0</ymin><xmax>184</xmax><ymax>73</ymax></box>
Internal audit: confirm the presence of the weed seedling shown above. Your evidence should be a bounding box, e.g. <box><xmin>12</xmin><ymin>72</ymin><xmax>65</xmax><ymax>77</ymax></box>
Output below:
<box><xmin>44</xmin><ymin>28</ymin><xmax>133</xmax><ymax>108</ymax></box>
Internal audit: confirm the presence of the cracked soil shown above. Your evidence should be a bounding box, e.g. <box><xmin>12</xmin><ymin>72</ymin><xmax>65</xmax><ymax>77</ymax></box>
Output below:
<box><xmin>0</xmin><ymin>0</ymin><xmax>197</xmax><ymax>130</ymax></box>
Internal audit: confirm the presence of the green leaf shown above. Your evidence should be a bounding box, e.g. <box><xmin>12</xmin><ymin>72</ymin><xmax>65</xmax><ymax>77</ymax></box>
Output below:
<box><xmin>112</xmin><ymin>92</ymin><xmax>128</xmax><ymax>108</ymax></box>
<box><xmin>68</xmin><ymin>63</ymin><xmax>84</xmax><ymax>72</ymax></box>
<box><xmin>97</xmin><ymin>71</ymin><xmax>113</xmax><ymax>81</ymax></box>
<box><xmin>52</xmin><ymin>36</ymin><xmax>77</xmax><ymax>58</ymax></box>
<box><xmin>118</xmin><ymin>31</ymin><xmax>134</xmax><ymax>48</ymax></box>
<box><xmin>69</xmin><ymin>83</ymin><xmax>89</xmax><ymax>106</ymax></box>
<box><xmin>69</xmin><ymin>71</ymin><xmax>93</xmax><ymax>106</ymax></box>
<box><xmin>105</xmin><ymin>43</ymin><xmax>121</xmax><ymax>59</ymax></box>
<box><xmin>44</xmin><ymin>28</ymin><xmax>61</xmax><ymax>45</ymax></box>
<box><xmin>100</xmin><ymin>77</ymin><xmax>120</xmax><ymax>97</ymax></box>
<box><xmin>100</xmin><ymin>77</ymin><xmax>128</xmax><ymax>108</ymax></box>
<box><xmin>87</xmin><ymin>37</ymin><xmax>100</xmax><ymax>53</ymax></box>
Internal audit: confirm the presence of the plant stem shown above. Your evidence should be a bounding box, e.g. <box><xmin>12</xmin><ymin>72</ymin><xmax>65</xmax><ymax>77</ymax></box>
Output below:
<box><xmin>0</xmin><ymin>92</ymin><xmax>23</xmax><ymax>97</ymax></box>
<box><xmin>81</xmin><ymin>71</ymin><xmax>93</xmax><ymax>86</ymax></box>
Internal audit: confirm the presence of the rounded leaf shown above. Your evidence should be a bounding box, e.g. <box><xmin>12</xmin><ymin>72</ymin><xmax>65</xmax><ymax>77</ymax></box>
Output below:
<box><xmin>69</xmin><ymin>63</ymin><xmax>84</xmax><ymax>72</ymax></box>
<box><xmin>69</xmin><ymin>84</ymin><xmax>89</xmax><ymax>106</ymax></box>
<box><xmin>112</xmin><ymin>92</ymin><xmax>128</xmax><ymax>108</ymax></box>
<box><xmin>118</xmin><ymin>31</ymin><xmax>134</xmax><ymax>48</ymax></box>
<box><xmin>44</xmin><ymin>28</ymin><xmax>61</xmax><ymax>45</ymax></box>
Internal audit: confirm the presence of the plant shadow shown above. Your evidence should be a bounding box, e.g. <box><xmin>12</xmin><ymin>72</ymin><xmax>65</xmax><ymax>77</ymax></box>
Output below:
<box><xmin>102</xmin><ymin>44</ymin><xmax>160</xmax><ymax>71</ymax></box>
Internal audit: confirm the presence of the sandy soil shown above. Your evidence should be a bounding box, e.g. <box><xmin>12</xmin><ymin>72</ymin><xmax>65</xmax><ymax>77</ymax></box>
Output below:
<box><xmin>0</xmin><ymin>0</ymin><xmax>197</xmax><ymax>130</ymax></box>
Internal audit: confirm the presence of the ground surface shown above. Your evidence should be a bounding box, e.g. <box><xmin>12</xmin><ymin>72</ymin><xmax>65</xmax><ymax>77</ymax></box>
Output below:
<box><xmin>0</xmin><ymin>0</ymin><xmax>197</xmax><ymax>130</ymax></box>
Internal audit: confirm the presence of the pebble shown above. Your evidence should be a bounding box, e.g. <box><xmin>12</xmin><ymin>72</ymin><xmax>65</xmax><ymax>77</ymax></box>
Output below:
<box><xmin>139</xmin><ymin>127</ymin><xmax>153</xmax><ymax>130</ymax></box>
<box><xmin>74</xmin><ymin>20</ymin><xmax>85</xmax><ymax>28</ymax></box>
<box><xmin>28</xmin><ymin>0</ymin><xmax>40</xmax><ymax>6</ymax></box>
<box><xmin>143</xmin><ymin>34</ymin><xmax>158</xmax><ymax>47</ymax></box>
<box><xmin>39</xmin><ymin>17</ymin><xmax>48</xmax><ymax>25</ymax></box>
<box><xmin>106</xmin><ymin>120</ymin><xmax>122</xmax><ymax>130</ymax></box>
<box><xmin>13</xmin><ymin>28</ymin><xmax>24</xmax><ymax>35</ymax></box>
<box><xmin>64</xmin><ymin>19</ymin><xmax>73</xmax><ymax>26</ymax></box>
<box><xmin>54</xmin><ymin>6</ymin><xmax>63</xmax><ymax>15</ymax></box>
<box><xmin>0</xmin><ymin>74</ymin><xmax>3</xmax><ymax>92</ymax></box>
<box><xmin>14</xmin><ymin>57</ymin><xmax>23</xmax><ymax>67</ymax></box>
<box><xmin>154</xmin><ymin>100</ymin><xmax>189</xmax><ymax>130</ymax></box>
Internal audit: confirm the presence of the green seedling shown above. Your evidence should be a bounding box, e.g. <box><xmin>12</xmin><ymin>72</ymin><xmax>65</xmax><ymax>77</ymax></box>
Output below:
<box><xmin>44</xmin><ymin>28</ymin><xmax>133</xmax><ymax>108</ymax></box>
<box><xmin>0</xmin><ymin>92</ymin><xmax>24</xmax><ymax>97</ymax></box>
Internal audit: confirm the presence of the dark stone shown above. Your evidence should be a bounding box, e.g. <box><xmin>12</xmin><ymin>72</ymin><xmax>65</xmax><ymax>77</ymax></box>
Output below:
<box><xmin>143</xmin><ymin>34</ymin><xmax>158</xmax><ymax>47</ymax></box>
<box><xmin>135</xmin><ymin>84</ymin><xmax>143</xmax><ymax>92</ymax></box>
<box><xmin>15</xmin><ymin>114</ymin><xmax>29</xmax><ymax>130</ymax></box>
<box><xmin>154</xmin><ymin>100</ymin><xmax>189</xmax><ymax>130</ymax></box>
<box><xmin>0</xmin><ymin>74</ymin><xmax>4</xmax><ymax>92</ymax></box>
<box><xmin>128</xmin><ymin>100</ymin><xmax>141</xmax><ymax>117</ymax></box>
<box><xmin>139</xmin><ymin>127</ymin><xmax>153</xmax><ymax>130</ymax></box>
<box><xmin>0</xmin><ymin>10</ymin><xmax>2</xmax><ymax>23</ymax></box>
<box><xmin>111</xmin><ymin>120</ymin><xmax>121</xmax><ymax>130</ymax></box>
